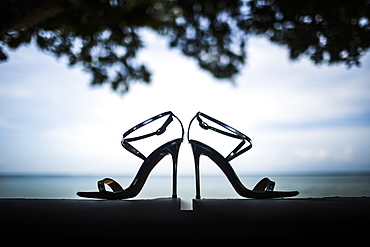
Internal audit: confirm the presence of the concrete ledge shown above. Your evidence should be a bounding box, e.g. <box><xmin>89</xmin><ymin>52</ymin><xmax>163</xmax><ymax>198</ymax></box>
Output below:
<box><xmin>1</xmin><ymin>197</ymin><xmax>369</xmax><ymax>243</ymax></box>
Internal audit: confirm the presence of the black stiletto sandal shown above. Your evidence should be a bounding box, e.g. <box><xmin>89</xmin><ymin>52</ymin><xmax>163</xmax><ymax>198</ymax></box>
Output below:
<box><xmin>77</xmin><ymin>111</ymin><xmax>184</xmax><ymax>199</ymax></box>
<box><xmin>188</xmin><ymin>112</ymin><xmax>299</xmax><ymax>199</ymax></box>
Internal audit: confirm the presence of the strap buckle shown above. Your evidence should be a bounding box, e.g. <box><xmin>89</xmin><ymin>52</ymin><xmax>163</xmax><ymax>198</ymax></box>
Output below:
<box><xmin>197</xmin><ymin>115</ymin><xmax>209</xmax><ymax>130</ymax></box>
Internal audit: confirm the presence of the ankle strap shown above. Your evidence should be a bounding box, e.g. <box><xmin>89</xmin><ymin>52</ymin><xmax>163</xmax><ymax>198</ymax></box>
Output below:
<box><xmin>188</xmin><ymin>112</ymin><xmax>252</xmax><ymax>161</ymax></box>
<box><xmin>122</xmin><ymin>111</ymin><xmax>184</xmax><ymax>160</ymax></box>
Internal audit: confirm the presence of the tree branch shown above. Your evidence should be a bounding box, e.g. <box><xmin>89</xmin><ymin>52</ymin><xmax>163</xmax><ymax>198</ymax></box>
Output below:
<box><xmin>0</xmin><ymin>0</ymin><xmax>72</xmax><ymax>36</ymax></box>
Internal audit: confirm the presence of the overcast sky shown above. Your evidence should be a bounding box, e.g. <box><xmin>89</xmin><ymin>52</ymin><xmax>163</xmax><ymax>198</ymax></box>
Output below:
<box><xmin>1</xmin><ymin>29</ymin><xmax>369</xmax><ymax>176</ymax></box>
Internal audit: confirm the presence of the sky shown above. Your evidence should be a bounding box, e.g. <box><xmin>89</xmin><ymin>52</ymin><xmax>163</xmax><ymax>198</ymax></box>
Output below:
<box><xmin>1</xmin><ymin>29</ymin><xmax>370</xmax><ymax>176</ymax></box>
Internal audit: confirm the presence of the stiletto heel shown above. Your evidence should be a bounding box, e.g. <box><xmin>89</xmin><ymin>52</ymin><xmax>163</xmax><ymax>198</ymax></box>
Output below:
<box><xmin>188</xmin><ymin>112</ymin><xmax>299</xmax><ymax>199</ymax></box>
<box><xmin>192</xmin><ymin>147</ymin><xmax>201</xmax><ymax>199</ymax></box>
<box><xmin>167</xmin><ymin>141</ymin><xmax>181</xmax><ymax>198</ymax></box>
<box><xmin>77</xmin><ymin>111</ymin><xmax>184</xmax><ymax>200</ymax></box>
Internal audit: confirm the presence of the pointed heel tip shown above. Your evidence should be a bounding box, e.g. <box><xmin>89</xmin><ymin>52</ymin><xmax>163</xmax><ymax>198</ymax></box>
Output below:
<box><xmin>76</xmin><ymin>192</ymin><xmax>88</xmax><ymax>197</ymax></box>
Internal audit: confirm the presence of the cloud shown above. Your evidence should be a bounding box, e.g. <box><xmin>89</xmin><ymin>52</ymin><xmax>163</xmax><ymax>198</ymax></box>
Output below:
<box><xmin>0</xmin><ymin>86</ymin><xmax>33</xmax><ymax>99</ymax></box>
<box><xmin>295</xmin><ymin>146</ymin><xmax>353</xmax><ymax>163</ymax></box>
<box><xmin>0</xmin><ymin>30</ymin><xmax>369</xmax><ymax>175</ymax></box>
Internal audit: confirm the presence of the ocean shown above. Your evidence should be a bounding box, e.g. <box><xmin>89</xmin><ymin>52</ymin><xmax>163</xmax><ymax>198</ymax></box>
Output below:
<box><xmin>1</xmin><ymin>174</ymin><xmax>370</xmax><ymax>209</ymax></box>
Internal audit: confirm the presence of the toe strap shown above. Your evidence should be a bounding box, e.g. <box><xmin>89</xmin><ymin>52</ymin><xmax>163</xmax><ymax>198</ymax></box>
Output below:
<box><xmin>253</xmin><ymin>177</ymin><xmax>275</xmax><ymax>192</ymax></box>
<box><xmin>98</xmin><ymin>178</ymin><xmax>124</xmax><ymax>192</ymax></box>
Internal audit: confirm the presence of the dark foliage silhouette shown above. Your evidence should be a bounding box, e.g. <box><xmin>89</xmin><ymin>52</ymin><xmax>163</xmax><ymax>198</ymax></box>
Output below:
<box><xmin>242</xmin><ymin>0</ymin><xmax>370</xmax><ymax>67</ymax></box>
<box><xmin>1</xmin><ymin>0</ymin><xmax>369</xmax><ymax>93</ymax></box>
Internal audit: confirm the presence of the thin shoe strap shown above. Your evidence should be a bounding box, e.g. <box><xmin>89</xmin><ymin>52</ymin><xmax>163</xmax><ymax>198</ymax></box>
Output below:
<box><xmin>98</xmin><ymin>178</ymin><xmax>124</xmax><ymax>192</ymax></box>
<box><xmin>252</xmin><ymin>177</ymin><xmax>275</xmax><ymax>192</ymax></box>
<box><xmin>121</xmin><ymin>111</ymin><xmax>184</xmax><ymax>160</ymax></box>
<box><xmin>188</xmin><ymin>112</ymin><xmax>252</xmax><ymax>162</ymax></box>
